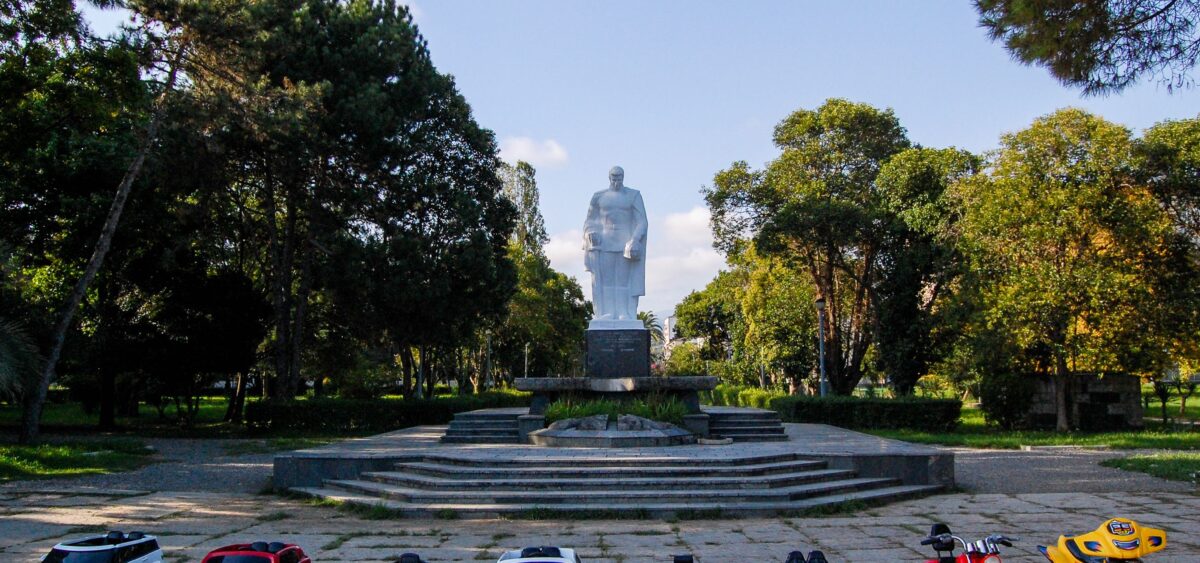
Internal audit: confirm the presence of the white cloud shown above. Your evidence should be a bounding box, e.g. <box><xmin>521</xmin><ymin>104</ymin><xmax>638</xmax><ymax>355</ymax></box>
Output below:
<box><xmin>643</xmin><ymin>245</ymin><xmax>725</xmax><ymax>315</ymax></box>
<box><xmin>545</xmin><ymin>229</ymin><xmax>587</xmax><ymax>287</ymax></box>
<box><xmin>500</xmin><ymin>137</ymin><xmax>569</xmax><ymax>168</ymax></box>
<box><xmin>542</xmin><ymin>206</ymin><xmax>726</xmax><ymax>319</ymax></box>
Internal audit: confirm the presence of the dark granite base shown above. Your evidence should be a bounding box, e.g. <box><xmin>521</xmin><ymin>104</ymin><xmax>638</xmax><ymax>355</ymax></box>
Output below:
<box><xmin>586</xmin><ymin>329</ymin><xmax>650</xmax><ymax>378</ymax></box>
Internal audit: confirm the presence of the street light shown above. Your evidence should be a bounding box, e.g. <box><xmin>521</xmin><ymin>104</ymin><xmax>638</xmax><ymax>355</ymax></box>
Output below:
<box><xmin>524</xmin><ymin>342</ymin><xmax>530</xmax><ymax>378</ymax></box>
<box><xmin>815</xmin><ymin>297</ymin><xmax>829</xmax><ymax>398</ymax></box>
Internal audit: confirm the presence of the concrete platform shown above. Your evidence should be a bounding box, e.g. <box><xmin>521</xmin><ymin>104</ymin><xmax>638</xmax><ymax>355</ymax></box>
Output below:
<box><xmin>274</xmin><ymin>423</ymin><xmax>952</xmax><ymax>517</ymax></box>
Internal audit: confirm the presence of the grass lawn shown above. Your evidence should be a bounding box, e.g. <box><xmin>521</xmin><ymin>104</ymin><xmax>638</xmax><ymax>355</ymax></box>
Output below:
<box><xmin>868</xmin><ymin>407</ymin><xmax>1200</xmax><ymax>450</ymax></box>
<box><xmin>1141</xmin><ymin>383</ymin><xmax>1200</xmax><ymax>422</ymax></box>
<box><xmin>0</xmin><ymin>397</ymin><xmax>236</xmax><ymax>437</ymax></box>
<box><xmin>0</xmin><ymin>438</ymin><xmax>154</xmax><ymax>481</ymax></box>
<box><xmin>1101</xmin><ymin>453</ymin><xmax>1200</xmax><ymax>483</ymax></box>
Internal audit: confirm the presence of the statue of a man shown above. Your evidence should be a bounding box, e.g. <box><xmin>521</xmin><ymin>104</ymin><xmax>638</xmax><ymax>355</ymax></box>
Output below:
<box><xmin>583</xmin><ymin>166</ymin><xmax>647</xmax><ymax>323</ymax></box>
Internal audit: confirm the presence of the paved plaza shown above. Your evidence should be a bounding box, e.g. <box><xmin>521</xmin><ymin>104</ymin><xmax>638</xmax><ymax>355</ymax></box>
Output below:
<box><xmin>1</xmin><ymin>431</ymin><xmax>1196</xmax><ymax>561</ymax></box>
<box><xmin>2</xmin><ymin>488</ymin><xmax>1199</xmax><ymax>562</ymax></box>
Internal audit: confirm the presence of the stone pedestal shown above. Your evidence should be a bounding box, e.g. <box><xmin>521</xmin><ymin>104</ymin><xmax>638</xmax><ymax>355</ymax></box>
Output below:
<box><xmin>586</xmin><ymin>328</ymin><xmax>650</xmax><ymax>378</ymax></box>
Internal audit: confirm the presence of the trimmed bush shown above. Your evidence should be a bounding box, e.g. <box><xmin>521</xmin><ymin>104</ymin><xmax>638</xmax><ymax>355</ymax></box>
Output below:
<box><xmin>978</xmin><ymin>370</ymin><xmax>1036</xmax><ymax>429</ymax></box>
<box><xmin>769</xmin><ymin>395</ymin><xmax>961</xmax><ymax>432</ymax></box>
<box><xmin>702</xmin><ymin>384</ymin><xmax>787</xmax><ymax>408</ymax></box>
<box><xmin>244</xmin><ymin>390</ymin><xmax>530</xmax><ymax>433</ymax></box>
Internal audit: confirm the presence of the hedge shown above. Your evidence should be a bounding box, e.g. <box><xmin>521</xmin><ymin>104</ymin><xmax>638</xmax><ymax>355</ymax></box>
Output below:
<box><xmin>768</xmin><ymin>395</ymin><xmax>962</xmax><ymax>432</ymax></box>
<box><xmin>244</xmin><ymin>390</ymin><xmax>530</xmax><ymax>433</ymax></box>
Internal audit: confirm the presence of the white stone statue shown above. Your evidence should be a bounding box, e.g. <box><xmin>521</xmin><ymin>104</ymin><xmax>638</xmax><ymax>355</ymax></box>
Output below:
<box><xmin>583</xmin><ymin>166</ymin><xmax>647</xmax><ymax>329</ymax></box>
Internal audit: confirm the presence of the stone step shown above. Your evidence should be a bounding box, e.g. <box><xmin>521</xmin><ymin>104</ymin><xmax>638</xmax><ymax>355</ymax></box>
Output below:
<box><xmin>438</xmin><ymin>435</ymin><xmax>524</xmax><ymax>444</ymax></box>
<box><xmin>442</xmin><ymin>428</ymin><xmax>520</xmax><ymax>436</ymax></box>
<box><xmin>709</xmin><ymin>418</ymin><xmax>783</xmax><ymax>428</ymax></box>
<box><xmin>706</xmin><ymin>412</ymin><xmax>781</xmax><ymax>420</ymax></box>
<box><xmin>396</xmin><ymin>458</ymin><xmax>827</xmax><ymax>479</ymax></box>
<box><xmin>324</xmin><ymin>476</ymin><xmax>899</xmax><ymax>505</ymax></box>
<box><xmin>710</xmin><ymin>425</ymin><xmax>786</xmax><ymax>434</ymax></box>
<box><xmin>289</xmin><ymin>483</ymin><xmax>941</xmax><ymax>517</ymax></box>
<box><xmin>725</xmin><ymin>434</ymin><xmax>790</xmax><ymax>443</ymax></box>
<box><xmin>446</xmin><ymin>422</ymin><xmax>516</xmax><ymax>429</ymax></box>
<box><xmin>416</xmin><ymin>451</ymin><xmax>810</xmax><ymax>468</ymax></box>
<box><xmin>441</xmin><ymin>424</ymin><xmax>516</xmax><ymax>434</ymax></box>
<box><xmin>452</xmin><ymin>411</ymin><xmax>524</xmax><ymax>420</ymax></box>
<box><xmin>360</xmin><ymin>467</ymin><xmax>858</xmax><ymax>491</ymax></box>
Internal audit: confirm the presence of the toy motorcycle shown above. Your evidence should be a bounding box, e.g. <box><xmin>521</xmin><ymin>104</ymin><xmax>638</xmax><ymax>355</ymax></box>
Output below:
<box><xmin>921</xmin><ymin>523</ymin><xmax>1017</xmax><ymax>562</ymax></box>
<box><xmin>1037</xmin><ymin>518</ymin><xmax>1167</xmax><ymax>562</ymax></box>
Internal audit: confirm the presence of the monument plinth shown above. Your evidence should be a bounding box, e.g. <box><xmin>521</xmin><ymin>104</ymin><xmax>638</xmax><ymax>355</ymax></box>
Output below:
<box><xmin>586</xmin><ymin>328</ymin><xmax>650</xmax><ymax>378</ymax></box>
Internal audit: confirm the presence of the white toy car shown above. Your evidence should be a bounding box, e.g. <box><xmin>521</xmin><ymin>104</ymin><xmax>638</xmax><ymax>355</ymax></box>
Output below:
<box><xmin>42</xmin><ymin>531</ymin><xmax>163</xmax><ymax>563</ymax></box>
<box><xmin>497</xmin><ymin>546</ymin><xmax>581</xmax><ymax>563</ymax></box>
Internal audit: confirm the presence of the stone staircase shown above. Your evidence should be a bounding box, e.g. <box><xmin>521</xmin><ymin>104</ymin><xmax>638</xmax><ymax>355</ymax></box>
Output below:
<box><xmin>292</xmin><ymin>452</ymin><xmax>941</xmax><ymax>517</ymax></box>
<box><xmin>706</xmin><ymin>407</ymin><xmax>788</xmax><ymax>442</ymax></box>
<box><xmin>439</xmin><ymin>409</ymin><xmax>523</xmax><ymax>444</ymax></box>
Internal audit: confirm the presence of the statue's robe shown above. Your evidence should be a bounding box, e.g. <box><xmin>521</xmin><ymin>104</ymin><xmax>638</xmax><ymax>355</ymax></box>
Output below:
<box><xmin>583</xmin><ymin>187</ymin><xmax>647</xmax><ymax>298</ymax></box>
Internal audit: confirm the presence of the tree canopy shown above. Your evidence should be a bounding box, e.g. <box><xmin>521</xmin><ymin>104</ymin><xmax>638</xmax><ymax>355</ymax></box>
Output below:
<box><xmin>976</xmin><ymin>0</ymin><xmax>1200</xmax><ymax>94</ymax></box>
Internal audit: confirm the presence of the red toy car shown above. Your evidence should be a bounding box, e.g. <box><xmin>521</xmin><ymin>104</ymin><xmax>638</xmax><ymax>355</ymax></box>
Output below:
<box><xmin>201</xmin><ymin>542</ymin><xmax>310</xmax><ymax>563</ymax></box>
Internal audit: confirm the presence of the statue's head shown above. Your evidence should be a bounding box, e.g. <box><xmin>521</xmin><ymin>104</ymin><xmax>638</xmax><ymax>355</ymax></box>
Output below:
<box><xmin>608</xmin><ymin>166</ymin><xmax>624</xmax><ymax>189</ymax></box>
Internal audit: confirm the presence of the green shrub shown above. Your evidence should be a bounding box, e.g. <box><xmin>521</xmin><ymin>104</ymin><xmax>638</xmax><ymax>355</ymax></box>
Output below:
<box><xmin>702</xmin><ymin>384</ymin><xmax>786</xmax><ymax>408</ymax></box>
<box><xmin>977</xmin><ymin>370</ymin><xmax>1036</xmax><ymax>429</ymax></box>
<box><xmin>543</xmin><ymin>394</ymin><xmax>687</xmax><ymax>425</ymax></box>
<box><xmin>244</xmin><ymin>390</ymin><xmax>530</xmax><ymax>433</ymax></box>
<box><xmin>769</xmin><ymin>395</ymin><xmax>961</xmax><ymax>432</ymax></box>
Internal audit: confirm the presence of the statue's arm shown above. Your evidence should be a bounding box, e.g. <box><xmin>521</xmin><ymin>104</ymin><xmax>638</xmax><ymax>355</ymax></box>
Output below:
<box><xmin>583</xmin><ymin>193</ymin><xmax>600</xmax><ymax>249</ymax></box>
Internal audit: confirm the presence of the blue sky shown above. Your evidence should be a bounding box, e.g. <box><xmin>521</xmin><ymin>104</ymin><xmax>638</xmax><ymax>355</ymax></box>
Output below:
<box><xmin>84</xmin><ymin>1</ymin><xmax>1199</xmax><ymax>319</ymax></box>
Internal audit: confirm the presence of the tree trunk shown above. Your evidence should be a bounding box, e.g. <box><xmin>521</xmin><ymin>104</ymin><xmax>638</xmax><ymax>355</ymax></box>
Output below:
<box><xmin>98</xmin><ymin>370</ymin><xmax>116</xmax><ymax>430</ymax></box>
<box><xmin>288</xmin><ymin>235</ymin><xmax>315</xmax><ymax>397</ymax></box>
<box><xmin>415</xmin><ymin>346</ymin><xmax>425</xmax><ymax>399</ymax></box>
<box><xmin>224</xmin><ymin>372</ymin><xmax>247</xmax><ymax>423</ymax></box>
<box><xmin>401</xmin><ymin>346</ymin><xmax>414</xmax><ymax>398</ymax></box>
<box><xmin>1053</xmin><ymin>352</ymin><xmax>1072</xmax><ymax>432</ymax></box>
<box><xmin>269</xmin><ymin>185</ymin><xmax>298</xmax><ymax>398</ymax></box>
<box><xmin>425</xmin><ymin>348</ymin><xmax>436</xmax><ymax>398</ymax></box>
<box><xmin>20</xmin><ymin>43</ymin><xmax>184</xmax><ymax>444</ymax></box>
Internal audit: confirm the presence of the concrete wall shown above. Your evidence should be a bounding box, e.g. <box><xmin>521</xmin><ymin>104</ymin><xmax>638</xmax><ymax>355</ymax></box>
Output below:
<box><xmin>1026</xmin><ymin>373</ymin><xmax>1143</xmax><ymax>430</ymax></box>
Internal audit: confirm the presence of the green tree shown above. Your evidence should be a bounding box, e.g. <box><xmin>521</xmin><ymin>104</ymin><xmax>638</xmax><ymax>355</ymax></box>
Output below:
<box><xmin>501</xmin><ymin>161</ymin><xmax>549</xmax><ymax>256</ymax></box>
<box><xmin>493</xmin><ymin>249</ymin><xmax>587</xmax><ymax>379</ymax></box>
<box><xmin>955</xmin><ymin>108</ymin><xmax>1176</xmax><ymax>430</ymax></box>
<box><xmin>705</xmin><ymin>99</ymin><xmax>910</xmax><ymax>394</ymax></box>
<box><xmin>737</xmin><ymin>246</ymin><xmax>816</xmax><ymax>393</ymax></box>
<box><xmin>1139</xmin><ymin>116</ymin><xmax>1200</xmax><ymax>239</ymax></box>
<box><xmin>976</xmin><ymin>0</ymin><xmax>1200</xmax><ymax>95</ymax></box>
<box><xmin>492</xmin><ymin>162</ymin><xmax>587</xmax><ymax>380</ymax></box>
<box><xmin>673</xmin><ymin>270</ymin><xmax>745</xmax><ymax>362</ymax></box>
<box><xmin>1</xmin><ymin>0</ymin><xmax>166</xmax><ymax>442</ymax></box>
<box><xmin>873</xmin><ymin>147</ymin><xmax>980</xmax><ymax>394</ymax></box>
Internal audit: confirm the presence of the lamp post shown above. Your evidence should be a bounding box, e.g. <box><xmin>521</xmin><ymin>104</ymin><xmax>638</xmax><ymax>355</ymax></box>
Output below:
<box><xmin>815</xmin><ymin>297</ymin><xmax>829</xmax><ymax>398</ymax></box>
<box><xmin>524</xmin><ymin>342</ymin><xmax>530</xmax><ymax>378</ymax></box>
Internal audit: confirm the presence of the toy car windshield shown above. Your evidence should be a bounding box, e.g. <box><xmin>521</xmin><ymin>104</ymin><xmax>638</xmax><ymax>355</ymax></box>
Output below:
<box><xmin>42</xmin><ymin>550</ymin><xmax>118</xmax><ymax>563</ymax></box>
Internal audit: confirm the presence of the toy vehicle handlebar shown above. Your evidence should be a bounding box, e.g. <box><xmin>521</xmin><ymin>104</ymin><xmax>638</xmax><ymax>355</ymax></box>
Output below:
<box><xmin>921</xmin><ymin>533</ymin><xmax>954</xmax><ymax>546</ymax></box>
<box><xmin>987</xmin><ymin>534</ymin><xmax>1018</xmax><ymax>547</ymax></box>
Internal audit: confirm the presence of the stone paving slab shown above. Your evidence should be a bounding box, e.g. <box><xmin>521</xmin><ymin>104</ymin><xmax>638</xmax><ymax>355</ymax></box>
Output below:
<box><xmin>1</xmin><ymin>490</ymin><xmax>1198</xmax><ymax>561</ymax></box>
